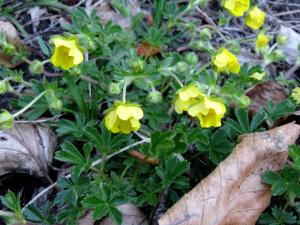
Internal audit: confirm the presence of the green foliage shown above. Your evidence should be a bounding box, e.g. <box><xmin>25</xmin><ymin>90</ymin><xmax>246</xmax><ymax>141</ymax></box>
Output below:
<box><xmin>226</xmin><ymin>108</ymin><xmax>266</xmax><ymax>135</ymax></box>
<box><xmin>260</xmin><ymin>206</ymin><xmax>297</xmax><ymax>225</ymax></box>
<box><xmin>0</xmin><ymin>1</ymin><xmax>299</xmax><ymax>225</ymax></box>
<box><xmin>0</xmin><ymin>191</ymin><xmax>25</xmax><ymax>225</ymax></box>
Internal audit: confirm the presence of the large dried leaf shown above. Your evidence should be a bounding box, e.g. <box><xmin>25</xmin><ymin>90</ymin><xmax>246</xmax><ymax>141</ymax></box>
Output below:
<box><xmin>246</xmin><ymin>81</ymin><xmax>287</xmax><ymax>115</ymax></box>
<box><xmin>278</xmin><ymin>26</ymin><xmax>300</xmax><ymax>65</ymax></box>
<box><xmin>95</xmin><ymin>0</ymin><xmax>151</xmax><ymax>30</ymax></box>
<box><xmin>159</xmin><ymin>123</ymin><xmax>300</xmax><ymax>225</ymax></box>
<box><xmin>78</xmin><ymin>203</ymin><xmax>148</xmax><ymax>225</ymax></box>
<box><xmin>0</xmin><ymin>124</ymin><xmax>56</xmax><ymax>177</ymax></box>
<box><xmin>0</xmin><ymin>21</ymin><xmax>24</xmax><ymax>68</ymax></box>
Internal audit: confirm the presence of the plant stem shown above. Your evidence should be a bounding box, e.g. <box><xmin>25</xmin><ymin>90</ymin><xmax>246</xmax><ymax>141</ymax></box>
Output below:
<box><xmin>122</xmin><ymin>79</ymin><xmax>128</xmax><ymax>103</ymax></box>
<box><xmin>12</xmin><ymin>91</ymin><xmax>47</xmax><ymax>118</ymax></box>
<box><xmin>79</xmin><ymin>75</ymin><xmax>98</xmax><ymax>84</ymax></box>
<box><xmin>171</xmin><ymin>73</ymin><xmax>184</xmax><ymax>87</ymax></box>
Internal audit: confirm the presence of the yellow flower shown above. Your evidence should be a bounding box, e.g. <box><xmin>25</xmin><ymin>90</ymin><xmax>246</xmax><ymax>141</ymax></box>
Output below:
<box><xmin>188</xmin><ymin>97</ymin><xmax>226</xmax><ymax>128</ymax></box>
<box><xmin>250</xmin><ymin>71</ymin><xmax>266</xmax><ymax>80</ymax></box>
<box><xmin>223</xmin><ymin>0</ymin><xmax>250</xmax><ymax>17</ymax></box>
<box><xmin>174</xmin><ymin>84</ymin><xmax>204</xmax><ymax>114</ymax></box>
<box><xmin>50</xmin><ymin>36</ymin><xmax>84</xmax><ymax>70</ymax></box>
<box><xmin>105</xmin><ymin>102</ymin><xmax>143</xmax><ymax>134</ymax></box>
<box><xmin>291</xmin><ymin>87</ymin><xmax>300</xmax><ymax>104</ymax></box>
<box><xmin>213</xmin><ymin>49</ymin><xmax>240</xmax><ymax>74</ymax></box>
<box><xmin>245</xmin><ymin>6</ymin><xmax>265</xmax><ymax>30</ymax></box>
<box><xmin>256</xmin><ymin>32</ymin><xmax>269</xmax><ymax>49</ymax></box>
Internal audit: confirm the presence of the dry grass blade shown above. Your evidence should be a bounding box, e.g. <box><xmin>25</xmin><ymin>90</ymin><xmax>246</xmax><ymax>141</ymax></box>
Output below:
<box><xmin>159</xmin><ymin>123</ymin><xmax>300</xmax><ymax>225</ymax></box>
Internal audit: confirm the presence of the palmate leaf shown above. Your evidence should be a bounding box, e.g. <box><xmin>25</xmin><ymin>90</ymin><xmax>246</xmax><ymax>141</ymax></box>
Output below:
<box><xmin>226</xmin><ymin>108</ymin><xmax>266</xmax><ymax>135</ymax></box>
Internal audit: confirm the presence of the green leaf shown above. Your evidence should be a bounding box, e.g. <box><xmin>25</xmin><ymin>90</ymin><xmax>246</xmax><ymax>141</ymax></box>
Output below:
<box><xmin>235</xmin><ymin>108</ymin><xmax>249</xmax><ymax>133</ymax></box>
<box><xmin>156</xmin><ymin>155</ymin><xmax>189</xmax><ymax>189</ymax></box>
<box><xmin>109</xmin><ymin>206</ymin><xmax>123</xmax><ymax>225</ymax></box>
<box><xmin>37</xmin><ymin>37</ymin><xmax>50</xmax><ymax>56</ymax></box>
<box><xmin>93</xmin><ymin>204</ymin><xmax>109</xmax><ymax>221</ymax></box>
<box><xmin>141</xmin><ymin>131</ymin><xmax>175</xmax><ymax>159</ymax></box>
<box><xmin>289</xmin><ymin>145</ymin><xmax>300</xmax><ymax>170</ymax></box>
<box><xmin>262</xmin><ymin>171</ymin><xmax>286</xmax><ymax>196</ymax></box>
<box><xmin>264</xmin><ymin>100</ymin><xmax>296</xmax><ymax>123</ymax></box>
<box><xmin>55</xmin><ymin>142</ymin><xmax>85</xmax><ymax>164</ymax></box>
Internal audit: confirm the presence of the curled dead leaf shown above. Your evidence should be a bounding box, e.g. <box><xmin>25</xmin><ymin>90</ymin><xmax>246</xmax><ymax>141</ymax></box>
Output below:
<box><xmin>0</xmin><ymin>124</ymin><xmax>56</xmax><ymax>177</ymax></box>
<box><xmin>137</xmin><ymin>41</ymin><xmax>161</xmax><ymax>57</ymax></box>
<box><xmin>246</xmin><ymin>81</ymin><xmax>287</xmax><ymax>115</ymax></box>
<box><xmin>0</xmin><ymin>20</ymin><xmax>25</xmax><ymax>68</ymax></box>
<box><xmin>159</xmin><ymin>123</ymin><xmax>300</xmax><ymax>225</ymax></box>
<box><xmin>78</xmin><ymin>203</ymin><xmax>148</xmax><ymax>225</ymax></box>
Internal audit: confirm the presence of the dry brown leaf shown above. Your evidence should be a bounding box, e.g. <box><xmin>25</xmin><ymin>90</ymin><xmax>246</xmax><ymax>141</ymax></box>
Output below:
<box><xmin>95</xmin><ymin>0</ymin><xmax>152</xmax><ymax>30</ymax></box>
<box><xmin>0</xmin><ymin>124</ymin><xmax>56</xmax><ymax>177</ymax></box>
<box><xmin>78</xmin><ymin>203</ymin><xmax>148</xmax><ymax>225</ymax></box>
<box><xmin>0</xmin><ymin>20</ymin><xmax>24</xmax><ymax>68</ymax></box>
<box><xmin>136</xmin><ymin>41</ymin><xmax>161</xmax><ymax>57</ymax></box>
<box><xmin>246</xmin><ymin>81</ymin><xmax>287</xmax><ymax>115</ymax></box>
<box><xmin>159</xmin><ymin>123</ymin><xmax>300</xmax><ymax>225</ymax></box>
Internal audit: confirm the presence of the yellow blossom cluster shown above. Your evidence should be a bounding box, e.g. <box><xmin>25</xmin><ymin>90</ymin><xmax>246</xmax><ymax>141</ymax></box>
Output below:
<box><xmin>223</xmin><ymin>0</ymin><xmax>265</xmax><ymax>30</ymax></box>
<box><xmin>174</xmin><ymin>84</ymin><xmax>226</xmax><ymax>128</ymax></box>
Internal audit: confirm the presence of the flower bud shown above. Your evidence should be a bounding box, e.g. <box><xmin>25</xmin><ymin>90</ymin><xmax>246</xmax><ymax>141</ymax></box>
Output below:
<box><xmin>147</xmin><ymin>91</ymin><xmax>162</xmax><ymax>104</ymax></box>
<box><xmin>176</xmin><ymin>61</ymin><xmax>188</xmax><ymax>73</ymax></box>
<box><xmin>49</xmin><ymin>98</ymin><xmax>63</xmax><ymax>113</ymax></box>
<box><xmin>237</xmin><ymin>95</ymin><xmax>251</xmax><ymax>108</ymax></box>
<box><xmin>276</xmin><ymin>33</ymin><xmax>288</xmax><ymax>45</ymax></box>
<box><xmin>0</xmin><ymin>110</ymin><xmax>14</xmax><ymax>130</ymax></box>
<box><xmin>3</xmin><ymin>43</ymin><xmax>16</xmax><ymax>55</ymax></box>
<box><xmin>199</xmin><ymin>28</ymin><xmax>212</xmax><ymax>41</ymax></box>
<box><xmin>0</xmin><ymin>81</ymin><xmax>8</xmax><ymax>95</ymax></box>
<box><xmin>184</xmin><ymin>52</ymin><xmax>198</xmax><ymax>65</ymax></box>
<box><xmin>273</xmin><ymin>49</ymin><xmax>284</xmax><ymax>61</ymax></box>
<box><xmin>29</xmin><ymin>60</ymin><xmax>44</xmax><ymax>75</ymax></box>
<box><xmin>131</xmin><ymin>59</ymin><xmax>145</xmax><ymax>73</ymax></box>
<box><xmin>109</xmin><ymin>82</ymin><xmax>121</xmax><ymax>95</ymax></box>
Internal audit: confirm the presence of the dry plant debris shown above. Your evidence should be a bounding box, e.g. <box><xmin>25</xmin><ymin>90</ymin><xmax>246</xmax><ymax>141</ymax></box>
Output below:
<box><xmin>0</xmin><ymin>124</ymin><xmax>56</xmax><ymax>177</ymax></box>
<box><xmin>159</xmin><ymin>123</ymin><xmax>300</xmax><ymax>225</ymax></box>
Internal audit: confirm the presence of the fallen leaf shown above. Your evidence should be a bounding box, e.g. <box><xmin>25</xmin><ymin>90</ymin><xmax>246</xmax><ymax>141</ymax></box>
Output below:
<box><xmin>278</xmin><ymin>26</ymin><xmax>300</xmax><ymax>65</ymax></box>
<box><xmin>95</xmin><ymin>0</ymin><xmax>152</xmax><ymax>30</ymax></box>
<box><xmin>100</xmin><ymin>203</ymin><xmax>148</xmax><ymax>225</ymax></box>
<box><xmin>137</xmin><ymin>41</ymin><xmax>161</xmax><ymax>57</ymax></box>
<box><xmin>78</xmin><ymin>203</ymin><xmax>148</xmax><ymax>225</ymax></box>
<box><xmin>0</xmin><ymin>123</ymin><xmax>56</xmax><ymax>177</ymax></box>
<box><xmin>246</xmin><ymin>81</ymin><xmax>287</xmax><ymax>115</ymax></box>
<box><xmin>29</xmin><ymin>7</ymin><xmax>47</xmax><ymax>33</ymax></box>
<box><xmin>159</xmin><ymin>123</ymin><xmax>300</xmax><ymax>225</ymax></box>
<box><xmin>0</xmin><ymin>20</ymin><xmax>24</xmax><ymax>68</ymax></box>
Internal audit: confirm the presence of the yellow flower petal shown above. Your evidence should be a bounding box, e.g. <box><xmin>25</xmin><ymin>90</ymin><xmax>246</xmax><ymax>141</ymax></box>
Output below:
<box><xmin>256</xmin><ymin>32</ymin><xmax>269</xmax><ymax>49</ymax></box>
<box><xmin>105</xmin><ymin>110</ymin><xmax>120</xmax><ymax>133</ymax></box>
<box><xmin>178</xmin><ymin>85</ymin><xmax>202</xmax><ymax>101</ymax></box>
<box><xmin>250</xmin><ymin>72</ymin><xmax>266</xmax><ymax>80</ymax></box>
<box><xmin>213</xmin><ymin>49</ymin><xmax>240</xmax><ymax>74</ymax></box>
<box><xmin>50</xmin><ymin>36</ymin><xmax>84</xmax><ymax>70</ymax></box>
<box><xmin>130</xmin><ymin>118</ymin><xmax>140</xmax><ymax>131</ymax></box>
<box><xmin>246</xmin><ymin>6</ymin><xmax>265</xmax><ymax>30</ymax></box>
<box><xmin>291</xmin><ymin>87</ymin><xmax>300</xmax><ymax>104</ymax></box>
<box><xmin>224</xmin><ymin>0</ymin><xmax>250</xmax><ymax>17</ymax></box>
<box><xmin>187</xmin><ymin>101</ymin><xmax>209</xmax><ymax>117</ymax></box>
<box><xmin>118</xmin><ymin>119</ymin><xmax>133</xmax><ymax>134</ymax></box>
